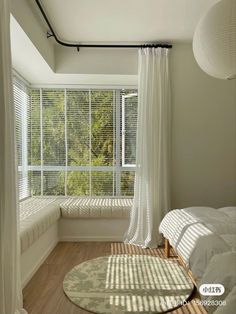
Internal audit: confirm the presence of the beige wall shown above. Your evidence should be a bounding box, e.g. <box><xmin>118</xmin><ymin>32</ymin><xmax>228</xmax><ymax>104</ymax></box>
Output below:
<box><xmin>170</xmin><ymin>44</ymin><xmax>236</xmax><ymax>208</ymax></box>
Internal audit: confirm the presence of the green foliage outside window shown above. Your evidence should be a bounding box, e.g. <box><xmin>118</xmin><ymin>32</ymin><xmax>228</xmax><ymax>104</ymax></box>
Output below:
<box><xmin>28</xmin><ymin>89</ymin><xmax>137</xmax><ymax>196</ymax></box>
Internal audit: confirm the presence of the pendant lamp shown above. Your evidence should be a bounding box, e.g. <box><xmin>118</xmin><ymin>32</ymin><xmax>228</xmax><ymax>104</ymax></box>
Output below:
<box><xmin>193</xmin><ymin>0</ymin><xmax>236</xmax><ymax>80</ymax></box>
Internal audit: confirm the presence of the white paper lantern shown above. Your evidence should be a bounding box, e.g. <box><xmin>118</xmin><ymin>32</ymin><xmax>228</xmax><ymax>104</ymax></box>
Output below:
<box><xmin>193</xmin><ymin>0</ymin><xmax>236</xmax><ymax>80</ymax></box>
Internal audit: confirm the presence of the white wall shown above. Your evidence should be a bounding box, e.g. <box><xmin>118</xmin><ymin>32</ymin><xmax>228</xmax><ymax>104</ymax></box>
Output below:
<box><xmin>56</xmin><ymin>46</ymin><xmax>138</xmax><ymax>75</ymax></box>
<box><xmin>11</xmin><ymin>0</ymin><xmax>55</xmax><ymax>70</ymax></box>
<box><xmin>170</xmin><ymin>44</ymin><xmax>236</xmax><ymax>208</ymax></box>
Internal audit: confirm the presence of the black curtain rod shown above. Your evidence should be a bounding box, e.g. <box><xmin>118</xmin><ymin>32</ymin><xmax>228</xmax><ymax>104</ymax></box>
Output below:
<box><xmin>35</xmin><ymin>0</ymin><xmax>172</xmax><ymax>51</ymax></box>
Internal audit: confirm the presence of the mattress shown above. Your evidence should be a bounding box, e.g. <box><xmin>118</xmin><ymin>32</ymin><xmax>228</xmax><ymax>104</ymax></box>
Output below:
<box><xmin>20</xmin><ymin>197</ymin><xmax>61</xmax><ymax>253</ymax></box>
<box><xmin>60</xmin><ymin>197</ymin><xmax>133</xmax><ymax>219</ymax></box>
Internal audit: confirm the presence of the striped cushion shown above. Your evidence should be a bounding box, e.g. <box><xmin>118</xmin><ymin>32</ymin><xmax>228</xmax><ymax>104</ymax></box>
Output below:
<box><xmin>20</xmin><ymin>197</ymin><xmax>61</xmax><ymax>253</ymax></box>
<box><xmin>60</xmin><ymin>198</ymin><xmax>133</xmax><ymax>219</ymax></box>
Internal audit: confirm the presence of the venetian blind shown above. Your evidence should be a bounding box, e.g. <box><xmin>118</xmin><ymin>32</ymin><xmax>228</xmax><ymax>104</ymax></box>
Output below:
<box><xmin>13</xmin><ymin>76</ymin><xmax>31</xmax><ymax>200</ymax></box>
<box><xmin>29</xmin><ymin>88</ymin><xmax>137</xmax><ymax>196</ymax></box>
<box><xmin>120</xmin><ymin>90</ymin><xmax>138</xmax><ymax>195</ymax></box>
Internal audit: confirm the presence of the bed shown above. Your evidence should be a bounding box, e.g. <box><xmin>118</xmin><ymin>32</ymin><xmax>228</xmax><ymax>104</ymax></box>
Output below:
<box><xmin>159</xmin><ymin>206</ymin><xmax>236</xmax><ymax>313</ymax></box>
<box><xmin>159</xmin><ymin>206</ymin><xmax>236</xmax><ymax>282</ymax></box>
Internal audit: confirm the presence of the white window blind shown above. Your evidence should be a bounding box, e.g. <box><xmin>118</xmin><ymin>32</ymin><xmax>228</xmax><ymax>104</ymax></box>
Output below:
<box><xmin>91</xmin><ymin>90</ymin><xmax>116</xmax><ymax>196</ymax></box>
<box><xmin>120</xmin><ymin>91</ymin><xmax>137</xmax><ymax>195</ymax></box>
<box><xmin>67</xmin><ymin>90</ymin><xmax>90</xmax><ymax>195</ymax></box>
<box><xmin>14</xmin><ymin>77</ymin><xmax>30</xmax><ymax>200</ymax></box>
<box><xmin>42</xmin><ymin>89</ymin><xmax>65</xmax><ymax>195</ymax></box>
<box><xmin>121</xmin><ymin>93</ymin><xmax>138</xmax><ymax>166</ymax></box>
<box><xmin>29</xmin><ymin>89</ymin><xmax>41</xmax><ymax>195</ymax></box>
<box><xmin>28</xmin><ymin>88</ymin><xmax>137</xmax><ymax>197</ymax></box>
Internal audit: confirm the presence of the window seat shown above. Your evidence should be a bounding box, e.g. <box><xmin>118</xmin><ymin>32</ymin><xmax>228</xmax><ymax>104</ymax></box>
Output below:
<box><xmin>20</xmin><ymin>196</ymin><xmax>132</xmax><ymax>286</ymax></box>
<box><xmin>20</xmin><ymin>197</ymin><xmax>132</xmax><ymax>252</ymax></box>
<box><xmin>60</xmin><ymin>197</ymin><xmax>133</xmax><ymax>219</ymax></box>
<box><xmin>20</xmin><ymin>197</ymin><xmax>61</xmax><ymax>253</ymax></box>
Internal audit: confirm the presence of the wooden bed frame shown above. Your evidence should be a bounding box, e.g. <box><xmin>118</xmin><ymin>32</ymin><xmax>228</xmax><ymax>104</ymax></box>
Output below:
<box><xmin>164</xmin><ymin>238</ymin><xmax>197</xmax><ymax>286</ymax></box>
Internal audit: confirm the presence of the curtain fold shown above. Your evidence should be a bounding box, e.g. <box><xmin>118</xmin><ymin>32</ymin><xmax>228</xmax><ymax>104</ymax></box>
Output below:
<box><xmin>0</xmin><ymin>2</ymin><xmax>27</xmax><ymax>314</ymax></box>
<box><xmin>124</xmin><ymin>47</ymin><xmax>171</xmax><ymax>248</ymax></box>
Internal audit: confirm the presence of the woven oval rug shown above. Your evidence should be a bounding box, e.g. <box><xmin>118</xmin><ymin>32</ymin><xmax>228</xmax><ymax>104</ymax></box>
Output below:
<box><xmin>63</xmin><ymin>255</ymin><xmax>194</xmax><ymax>313</ymax></box>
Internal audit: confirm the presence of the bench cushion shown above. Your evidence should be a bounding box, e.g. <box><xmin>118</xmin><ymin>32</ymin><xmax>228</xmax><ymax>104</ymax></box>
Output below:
<box><xmin>20</xmin><ymin>197</ymin><xmax>61</xmax><ymax>253</ymax></box>
<box><xmin>60</xmin><ymin>198</ymin><xmax>133</xmax><ymax>219</ymax></box>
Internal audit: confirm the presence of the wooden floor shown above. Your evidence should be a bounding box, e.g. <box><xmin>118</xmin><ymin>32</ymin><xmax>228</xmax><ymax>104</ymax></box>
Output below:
<box><xmin>23</xmin><ymin>242</ymin><xmax>207</xmax><ymax>314</ymax></box>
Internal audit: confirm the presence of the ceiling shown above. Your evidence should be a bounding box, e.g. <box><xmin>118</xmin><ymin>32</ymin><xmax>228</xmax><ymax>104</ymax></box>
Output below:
<box><xmin>39</xmin><ymin>0</ymin><xmax>218</xmax><ymax>43</ymax></box>
<box><xmin>11</xmin><ymin>0</ymin><xmax>219</xmax><ymax>84</ymax></box>
<box><xmin>11</xmin><ymin>16</ymin><xmax>137</xmax><ymax>85</ymax></box>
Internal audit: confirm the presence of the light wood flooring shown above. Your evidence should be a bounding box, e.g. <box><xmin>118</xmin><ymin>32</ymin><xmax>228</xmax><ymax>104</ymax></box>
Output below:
<box><xmin>23</xmin><ymin>242</ymin><xmax>207</xmax><ymax>314</ymax></box>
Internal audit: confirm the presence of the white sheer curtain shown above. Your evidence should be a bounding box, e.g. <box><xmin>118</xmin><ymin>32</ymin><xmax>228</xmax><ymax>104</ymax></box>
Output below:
<box><xmin>124</xmin><ymin>47</ymin><xmax>171</xmax><ymax>248</ymax></box>
<box><xmin>0</xmin><ymin>1</ymin><xmax>27</xmax><ymax>313</ymax></box>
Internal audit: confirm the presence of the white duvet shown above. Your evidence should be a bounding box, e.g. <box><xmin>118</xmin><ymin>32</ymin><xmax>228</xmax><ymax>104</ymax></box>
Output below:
<box><xmin>198</xmin><ymin>252</ymin><xmax>236</xmax><ymax>313</ymax></box>
<box><xmin>159</xmin><ymin>206</ymin><xmax>236</xmax><ymax>281</ymax></box>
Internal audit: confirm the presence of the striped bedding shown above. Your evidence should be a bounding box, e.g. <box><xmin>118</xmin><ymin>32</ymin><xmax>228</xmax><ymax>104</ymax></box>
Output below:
<box><xmin>60</xmin><ymin>197</ymin><xmax>133</xmax><ymax>219</ymax></box>
<box><xmin>159</xmin><ymin>207</ymin><xmax>236</xmax><ymax>281</ymax></box>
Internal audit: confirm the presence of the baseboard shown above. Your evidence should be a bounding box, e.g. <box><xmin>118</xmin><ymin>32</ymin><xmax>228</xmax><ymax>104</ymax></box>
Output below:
<box><xmin>60</xmin><ymin>235</ymin><xmax>123</xmax><ymax>242</ymax></box>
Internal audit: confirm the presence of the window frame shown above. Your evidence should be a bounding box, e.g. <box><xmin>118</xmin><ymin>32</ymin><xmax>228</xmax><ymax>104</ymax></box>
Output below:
<box><xmin>20</xmin><ymin>85</ymin><xmax>138</xmax><ymax>197</ymax></box>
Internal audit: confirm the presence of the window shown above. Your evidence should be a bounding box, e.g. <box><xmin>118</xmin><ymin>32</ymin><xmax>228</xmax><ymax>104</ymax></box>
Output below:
<box><xmin>16</xmin><ymin>87</ymin><xmax>137</xmax><ymax>197</ymax></box>
<box><xmin>14</xmin><ymin>77</ymin><xmax>31</xmax><ymax>200</ymax></box>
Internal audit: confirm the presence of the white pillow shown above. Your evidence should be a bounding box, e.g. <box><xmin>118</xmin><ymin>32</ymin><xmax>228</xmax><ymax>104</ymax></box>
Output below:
<box><xmin>182</xmin><ymin>207</ymin><xmax>225</xmax><ymax>219</ymax></box>
<box><xmin>206</xmin><ymin>223</ymin><xmax>236</xmax><ymax>235</ymax></box>
<box><xmin>218</xmin><ymin>207</ymin><xmax>236</xmax><ymax>220</ymax></box>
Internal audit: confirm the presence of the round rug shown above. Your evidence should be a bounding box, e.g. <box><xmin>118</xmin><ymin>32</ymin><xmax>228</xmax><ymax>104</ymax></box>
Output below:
<box><xmin>63</xmin><ymin>255</ymin><xmax>194</xmax><ymax>313</ymax></box>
